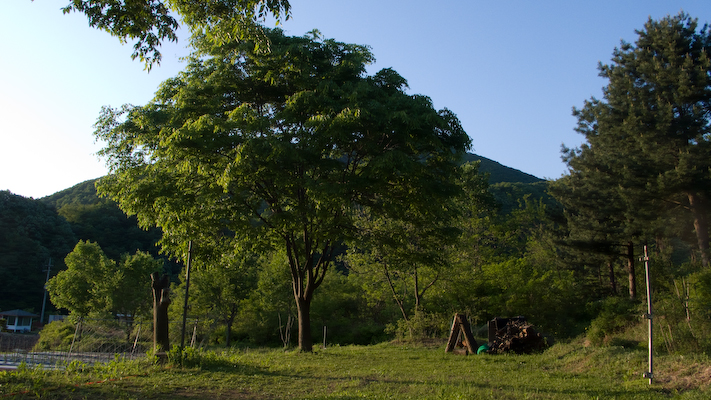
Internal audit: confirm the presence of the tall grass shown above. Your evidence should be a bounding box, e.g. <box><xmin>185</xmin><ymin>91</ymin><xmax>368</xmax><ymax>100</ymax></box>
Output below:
<box><xmin>1</xmin><ymin>340</ymin><xmax>709</xmax><ymax>399</ymax></box>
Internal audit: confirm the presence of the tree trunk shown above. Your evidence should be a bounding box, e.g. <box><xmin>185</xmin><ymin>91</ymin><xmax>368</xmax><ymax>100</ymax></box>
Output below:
<box><xmin>225</xmin><ymin>305</ymin><xmax>238</xmax><ymax>347</ymax></box>
<box><xmin>687</xmin><ymin>192</ymin><xmax>710</xmax><ymax>268</ymax></box>
<box><xmin>382</xmin><ymin>262</ymin><xmax>409</xmax><ymax>323</ymax></box>
<box><xmin>608</xmin><ymin>259</ymin><xmax>617</xmax><ymax>295</ymax></box>
<box><xmin>286</xmin><ymin>241</ymin><xmax>332</xmax><ymax>352</ymax></box>
<box><xmin>626</xmin><ymin>242</ymin><xmax>636</xmax><ymax>300</ymax></box>
<box><xmin>225</xmin><ymin>321</ymin><xmax>232</xmax><ymax>347</ymax></box>
<box><xmin>296</xmin><ymin>296</ymin><xmax>313</xmax><ymax>352</ymax></box>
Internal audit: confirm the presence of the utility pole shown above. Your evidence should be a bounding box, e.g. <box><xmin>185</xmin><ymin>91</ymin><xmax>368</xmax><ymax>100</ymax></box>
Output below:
<box><xmin>642</xmin><ymin>244</ymin><xmax>653</xmax><ymax>385</ymax></box>
<box><xmin>40</xmin><ymin>258</ymin><xmax>52</xmax><ymax>325</ymax></box>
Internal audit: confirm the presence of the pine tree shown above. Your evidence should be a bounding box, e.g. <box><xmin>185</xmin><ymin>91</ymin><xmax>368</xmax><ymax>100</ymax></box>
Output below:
<box><xmin>561</xmin><ymin>13</ymin><xmax>711</xmax><ymax>268</ymax></box>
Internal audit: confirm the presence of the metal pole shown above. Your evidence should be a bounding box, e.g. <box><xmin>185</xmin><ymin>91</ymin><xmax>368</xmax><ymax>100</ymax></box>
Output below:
<box><xmin>40</xmin><ymin>258</ymin><xmax>52</xmax><ymax>325</ymax></box>
<box><xmin>181</xmin><ymin>240</ymin><xmax>193</xmax><ymax>349</ymax></box>
<box><xmin>642</xmin><ymin>244</ymin><xmax>653</xmax><ymax>385</ymax></box>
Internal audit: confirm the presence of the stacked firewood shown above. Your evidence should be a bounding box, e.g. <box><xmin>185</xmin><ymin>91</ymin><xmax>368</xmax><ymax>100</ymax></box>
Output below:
<box><xmin>488</xmin><ymin>319</ymin><xmax>547</xmax><ymax>354</ymax></box>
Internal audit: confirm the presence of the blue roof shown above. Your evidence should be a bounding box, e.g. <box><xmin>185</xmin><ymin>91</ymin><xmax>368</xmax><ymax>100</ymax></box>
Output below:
<box><xmin>0</xmin><ymin>309</ymin><xmax>38</xmax><ymax>317</ymax></box>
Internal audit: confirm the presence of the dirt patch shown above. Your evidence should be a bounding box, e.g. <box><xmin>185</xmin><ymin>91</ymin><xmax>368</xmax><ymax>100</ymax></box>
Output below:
<box><xmin>169</xmin><ymin>388</ymin><xmax>277</xmax><ymax>399</ymax></box>
<box><xmin>656</xmin><ymin>359</ymin><xmax>711</xmax><ymax>392</ymax></box>
<box><xmin>389</xmin><ymin>338</ymin><xmax>447</xmax><ymax>348</ymax></box>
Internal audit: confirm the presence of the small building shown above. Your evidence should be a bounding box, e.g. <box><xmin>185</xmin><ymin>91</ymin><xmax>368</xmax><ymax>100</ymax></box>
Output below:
<box><xmin>0</xmin><ymin>310</ymin><xmax>39</xmax><ymax>333</ymax></box>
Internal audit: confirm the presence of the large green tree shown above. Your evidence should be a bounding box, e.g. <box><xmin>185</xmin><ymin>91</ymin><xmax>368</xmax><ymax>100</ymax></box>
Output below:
<box><xmin>60</xmin><ymin>0</ymin><xmax>291</xmax><ymax>68</ymax></box>
<box><xmin>94</xmin><ymin>29</ymin><xmax>470</xmax><ymax>351</ymax></box>
<box><xmin>563</xmin><ymin>12</ymin><xmax>711</xmax><ymax>268</ymax></box>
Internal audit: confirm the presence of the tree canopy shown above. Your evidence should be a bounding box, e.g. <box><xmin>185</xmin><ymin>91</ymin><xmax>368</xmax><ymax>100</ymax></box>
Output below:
<box><xmin>46</xmin><ymin>240</ymin><xmax>161</xmax><ymax>321</ymax></box>
<box><xmin>94</xmin><ymin>28</ymin><xmax>471</xmax><ymax>351</ymax></box>
<box><xmin>46</xmin><ymin>240</ymin><xmax>115</xmax><ymax>318</ymax></box>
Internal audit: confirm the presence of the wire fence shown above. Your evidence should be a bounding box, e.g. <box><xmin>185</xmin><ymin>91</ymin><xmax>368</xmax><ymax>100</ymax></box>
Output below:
<box><xmin>0</xmin><ymin>318</ymin><xmax>155</xmax><ymax>370</ymax></box>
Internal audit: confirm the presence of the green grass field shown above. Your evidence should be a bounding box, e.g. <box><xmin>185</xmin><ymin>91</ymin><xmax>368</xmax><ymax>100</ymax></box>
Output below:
<box><xmin>1</xmin><ymin>340</ymin><xmax>709</xmax><ymax>399</ymax></box>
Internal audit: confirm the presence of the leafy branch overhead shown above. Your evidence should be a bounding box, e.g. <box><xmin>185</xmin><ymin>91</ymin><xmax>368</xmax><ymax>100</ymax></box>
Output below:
<box><xmin>61</xmin><ymin>0</ymin><xmax>292</xmax><ymax>68</ymax></box>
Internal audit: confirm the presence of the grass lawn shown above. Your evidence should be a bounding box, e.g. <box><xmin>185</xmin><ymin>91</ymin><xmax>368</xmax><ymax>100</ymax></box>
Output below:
<box><xmin>1</xmin><ymin>340</ymin><xmax>709</xmax><ymax>399</ymax></box>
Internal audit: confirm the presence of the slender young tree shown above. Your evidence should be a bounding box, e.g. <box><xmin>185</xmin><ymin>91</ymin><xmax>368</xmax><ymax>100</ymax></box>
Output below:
<box><xmin>186</xmin><ymin>247</ymin><xmax>259</xmax><ymax>347</ymax></box>
<box><xmin>112</xmin><ymin>251</ymin><xmax>163</xmax><ymax>339</ymax></box>
<box><xmin>94</xmin><ymin>29</ymin><xmax>470</xmax><ymax>351</ymax></box>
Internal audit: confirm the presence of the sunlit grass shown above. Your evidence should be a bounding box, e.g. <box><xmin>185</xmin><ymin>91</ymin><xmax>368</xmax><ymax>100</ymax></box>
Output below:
<box><xmin>1</xmin><ymin>341</ymin><xmax>709</xmax><ymax>399</ymax></box>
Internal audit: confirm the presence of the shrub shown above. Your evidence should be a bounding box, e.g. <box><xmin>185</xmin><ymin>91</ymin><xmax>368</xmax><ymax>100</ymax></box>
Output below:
<box><xmin>585</xmin><ymin>297</ymin><xmax>640</xmax><ymax>346</ymax></box>
<box><xmin>386</xmin><ymin>312</ymin><xmax>449</xmax><ymax>341</ymax></box>
<box><xmin>34</xmin><ymin>319</ymin><xmax>76</xmax><ymax>351</ymax></box>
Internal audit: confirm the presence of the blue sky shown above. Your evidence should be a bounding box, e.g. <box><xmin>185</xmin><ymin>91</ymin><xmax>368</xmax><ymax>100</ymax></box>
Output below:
<box><xmin>2</xmin><ymin>1</ymin><xmax>710</xmax><ymax>198</ymax></box>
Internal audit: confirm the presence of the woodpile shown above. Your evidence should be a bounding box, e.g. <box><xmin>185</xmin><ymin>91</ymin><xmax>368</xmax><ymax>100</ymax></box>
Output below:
<box><xmin>488</xmin><ymin>319</ymin><xmax>547</xmax><ymax>354</ymax></box>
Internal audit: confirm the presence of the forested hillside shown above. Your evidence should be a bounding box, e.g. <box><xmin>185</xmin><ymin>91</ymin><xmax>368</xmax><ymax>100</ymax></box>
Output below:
<box><xmin>0</xmin><ymin>191</ymin><xmax>76</xmax><ymax>312</ymax></box>
<box><xmin>462</xmin><ymin>153</ymin><xmax>543</xmax><ymax>184</ymax></box>
<box><xmin>459</xmin><ymin>153</ymin><xmax>555</xmax><ymax>215</ymax></box>
<box><xmin>0</xmin><ymin>181</ymin><xmax>167</xmax><ymax>315</ymax></box>
<box><xmin>40</xmin><ymin>180</ymin><xmax>162</xmax><ymax>261</ymax></box>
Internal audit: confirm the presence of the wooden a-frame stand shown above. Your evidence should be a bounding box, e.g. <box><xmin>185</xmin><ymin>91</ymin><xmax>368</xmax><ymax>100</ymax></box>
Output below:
<box><xmin>445</xmin><ymin>313</ymin><xmax>478</xmax><ymax>354</ymax></box>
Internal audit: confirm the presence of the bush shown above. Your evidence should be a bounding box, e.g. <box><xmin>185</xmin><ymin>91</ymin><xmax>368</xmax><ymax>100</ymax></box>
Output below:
<box><xmin>585</xmin><ymin>297</ymin><xmax>640</xmax><ymax>346</ymax></box>
<box><xmin>652</xmin><ymin>269</ymin><xmax>711</xmax><ymax>354</ymax></box>
<box><xmin>167</xmin><ymin>345</ymin><xmax>225</xmax><ymax>368</ymax></box>
<box><xmin>385</xmin><ymin>312</ymin><xmax>449</xmax><ymax>341</ymax></box>
<box><xmin>34</xmin><ymin>319</ymin><xmax>75</xmax><ymax>351</ymax></box>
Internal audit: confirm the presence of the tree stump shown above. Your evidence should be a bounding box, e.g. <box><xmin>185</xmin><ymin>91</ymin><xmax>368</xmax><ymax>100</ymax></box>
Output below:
<box><xmin>151</xmin><ymin>272</ymin><xmax>171</xmax><ymax>360</ymax></box>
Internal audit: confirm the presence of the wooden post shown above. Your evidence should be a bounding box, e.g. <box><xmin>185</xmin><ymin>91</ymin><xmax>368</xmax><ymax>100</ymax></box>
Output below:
<box><xmin>445</xmin><ymin>313</ymin><xmax>478</xmax><ymax>354</ymax></box>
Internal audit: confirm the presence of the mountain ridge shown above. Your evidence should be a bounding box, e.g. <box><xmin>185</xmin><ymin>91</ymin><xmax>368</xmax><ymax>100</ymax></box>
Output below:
<box><xmin>461</xmin><ymin>153</ymin><xmax>543</xmax><ymax>184</ymax></box>
<box><xmin>41</xmin><ymin>153</ymin><xmax>543</xmax><ymax>202</ymax></box>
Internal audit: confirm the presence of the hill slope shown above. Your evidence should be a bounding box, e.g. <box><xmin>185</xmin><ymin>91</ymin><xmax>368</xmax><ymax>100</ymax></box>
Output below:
<box><xmin>461</xmin><ymin>153</ymin><xmax>543</xmax><ymax>184</ymax></box>
<box><xmin>39</xmin><ymin>153</ymin><xmax>549</xmax><ymax>253</ymax></box>
<box><xmin>40</xmin><ymin>180</ymin><xmax>162</xmax><ymax>261</ymax></box>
